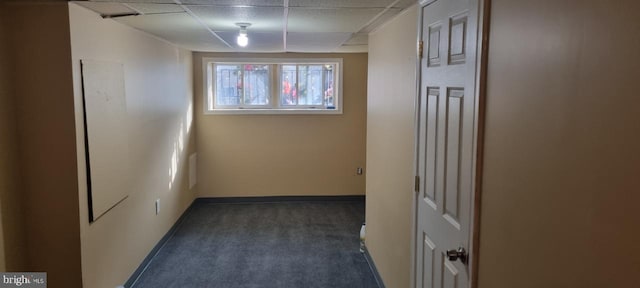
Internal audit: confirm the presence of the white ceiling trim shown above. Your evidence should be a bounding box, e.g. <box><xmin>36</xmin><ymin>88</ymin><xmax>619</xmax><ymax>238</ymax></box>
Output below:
<box><xmin>282</xmin><ymin>0</ymin><xmax>289</xmax><ymax>51</ymax></box>
<box><xmin>173</xmin><ymin>0</ymin><xmax>233</xmax><ymax>48</ymax></box>
<box><xmin>354</xmin><ymin>0</ymin><xmax>403</xmax><ymax>33</ymax></box>
<box><xmin>121</xmin><ymin>3</ymin><xmax>143</xmax><ymax>14</ymax></box>
<box><xmin>368</xmin><ymin>2</ymin><xmax>418</xmax><ymax>35</ymax></box>
<box><xmin>333</xmin><ymin>0</ymin><xmax>404</xmax><ymax>49</ymax></box>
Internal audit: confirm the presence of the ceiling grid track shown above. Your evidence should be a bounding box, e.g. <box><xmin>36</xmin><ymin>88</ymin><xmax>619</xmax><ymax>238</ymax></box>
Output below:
<box><xmin>283</xmin><ymin>0</ymin><xmax>289</xmax><ymax>51</ymax></box>
<box><xmin>121</xmin><ymin>3</ymin><xmax>144</xmax><ymax>15</ymax></box>
<box><xmin>335</xmin><ymin>0</ymin><xmax>404</xmax><ymax>49</ymax></box>
<box><xmin>172</xmin><ymin>0</ymin><xmax>233</xmax><ymax>48</ymax></box>
<box><xmin>357</xmin><ymin>2</ymin><xmax>399</xmax><ymax>31</ymax></box>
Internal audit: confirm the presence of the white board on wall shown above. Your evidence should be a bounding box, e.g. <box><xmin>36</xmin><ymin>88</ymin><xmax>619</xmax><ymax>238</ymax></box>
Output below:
<box><xmin>81</xmin><ymin>59</ymin><xmax>129</xmax><ymax>222</ymax></box>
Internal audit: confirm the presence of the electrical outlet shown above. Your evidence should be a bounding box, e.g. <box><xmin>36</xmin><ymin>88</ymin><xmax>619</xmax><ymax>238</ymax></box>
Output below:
<box><xmin>356</xmin><ymin>167</ymin><xmax>363</xmax><ymax>175</ymax></box>
<box><xmin>155</xmin><ymin>199</ymin><xmax>160</xmax><ymax>215</ymax></box>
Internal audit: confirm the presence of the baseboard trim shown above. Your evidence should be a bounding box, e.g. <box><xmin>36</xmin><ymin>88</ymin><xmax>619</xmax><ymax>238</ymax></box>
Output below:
<box><xmin>363</xmin><ymin>246</ymin><xmax>386</xmax><ymax>288</ymax></box>
<box><xmin>195</xmin><ymin>195</ymin><xmax>365</xmax><ymax>204</ymax></box>
<box><xmin>124</xmin><ymin>199</ymin><xmax>196</xmax><ymax>288</ymax></box>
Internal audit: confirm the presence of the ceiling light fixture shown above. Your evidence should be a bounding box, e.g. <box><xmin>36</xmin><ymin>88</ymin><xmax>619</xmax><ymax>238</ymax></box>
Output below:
<box><xmin>236</xmin><ymin>23</ymin><xmax>251</xmax><ymax>47</ymax></box>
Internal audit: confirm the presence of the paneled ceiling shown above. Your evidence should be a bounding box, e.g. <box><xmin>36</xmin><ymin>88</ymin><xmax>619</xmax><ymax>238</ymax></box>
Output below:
<box><xmin>73</xmin><ymin>0</ymin><xmax>416</xmax><ymax>53</ymax></box>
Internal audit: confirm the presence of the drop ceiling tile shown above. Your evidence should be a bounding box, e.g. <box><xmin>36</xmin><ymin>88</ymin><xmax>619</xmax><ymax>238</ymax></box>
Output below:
<box><xmin>181</xmin><ymin>0</ymin><xmax>283</xmax><ymax>6</ymax></box>
<box><xmin>215</xmin><ymin>31</ymin><xmax>284</xmax><ymax>52</ymax></box>
<box><xmin>289</xmin><ymin>0</ymin><xmax>395</xmax><ymax>8</ymax></box>
<box><xmin>288</xmin><ymin>8</ymin><xmax>384</xmax><ymax>33</ymax></box>
<box><xmin>392</xmin><ymin>0</ymin><xmax>418</xmax><ymax>9</ymax></box>
<box><xmin>76</xmin><ymin>2</ymin><xmax>136</xmax><ymax>16</ymax></box>
<box><xmin>187</xmin><ymin>5</ymin><xmax>284</xmax><ymax>32</ymax></box>
<box><xmin>343</xmin><ymin>33</ymin><xmax>368</xmax><ymax>45</ymax></box>
<box><xmin>89</xmin><ymin>0</ymin><xmax>176</xmax><ymax>3</ymax></box>
<box><xmin>360</xmin><ymin>8</ymin><xmax>402</xmax><ymax>33</ymax></box>
<box><xmin>125</xmin><ymin>3</ymin><xmax>184</xmax><ymax>15</ymax></box>
<box><xmin>286</xmin><ymin>32</ymin><xmax>352</xmax><ymax>53</ymax></box>
<box><xmin>334</xmin><ymin>44</ymin><xmax>368</xmax><ymax>53</ymax></box>
<box><xmin>116</xmin><ymin>12</ymin><xmax>231</xmax><ymax>52</ymax></box>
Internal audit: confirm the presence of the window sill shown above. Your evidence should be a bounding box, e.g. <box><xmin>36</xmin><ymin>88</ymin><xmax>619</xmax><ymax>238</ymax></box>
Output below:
<box><xmin>204</xmin><ymin>108</ymin><xmax>343</xmax><ymax>115</ymax></box>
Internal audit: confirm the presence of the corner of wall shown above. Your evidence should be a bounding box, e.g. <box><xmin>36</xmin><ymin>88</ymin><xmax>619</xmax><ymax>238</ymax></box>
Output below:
<box><xmin>365</xmin><ymin>5</ymin><xmax>419</xmax><ymax>288</ymax></box>
<box><xmin>69</xmin><ymin>4</ymin><xmax>197</xmax><ymax>287</ymax></box>
<box><xmin>192</xmin><ymin>52</ymin><xmax>368</xmax><ymax>198</ymax></box>
<box><xmin>0</xmin><ymin>0</ymin><xmax>28</xmax><ymax>272</ymax></box>
<box><xmin>6</xmin><ymin>1</ymin><xmax>82</xmax><ymax>286</ymax></box>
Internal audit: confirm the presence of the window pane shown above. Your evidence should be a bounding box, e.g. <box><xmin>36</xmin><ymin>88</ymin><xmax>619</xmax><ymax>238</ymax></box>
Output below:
<box><xmin>297</xmin><ymin>65</ymin><xmax>324</xmax><ymax>106</ymax></box>
<box><xmin>323</xmin><ymin>64</ymin><xmax>335</xmax><ymax>108</ymax></box>
<box><xmin>281</xmin><ymin>65</ymin><xmax>297</xmax><ymax>106</ymax></box>
<box><xmin>215</xmin><ymin>64</ymin><xmax>241</xmax><ymax>106</ymax></box>
<box><xmin>243</xmin><ymin>64</ymin><xmax>270</xmax><ymax>105</ymax></box>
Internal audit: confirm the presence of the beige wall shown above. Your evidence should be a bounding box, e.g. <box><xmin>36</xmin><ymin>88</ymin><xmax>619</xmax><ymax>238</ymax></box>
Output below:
<box><xmin>68</xmin><ymin>4</ymin><xmax>196</xmax><ymax>288</ymax></box>
<box><xmin>365</xmin><ymin>6</ymin><xmax>418</xmax><ymax>288</ymax></box>
<box><xmin>478</xmin><ymin>1</ymin><xmax>640</xmax><ymax>287</ymax></box>
<box><xmin>5</xmin><ymin>2</ymin><xmax>82</xmax><ymax>286</ymax></box>
<box><xmin>194</xmin><ymin>52</ymin><xmax>367</xmax><ymax>197</ymax></box>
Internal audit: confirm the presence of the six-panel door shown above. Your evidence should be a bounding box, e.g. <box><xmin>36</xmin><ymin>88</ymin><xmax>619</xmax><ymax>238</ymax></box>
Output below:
<box><xmin>416</xmin><ymin>0</ymin><xmax>480</xmax><ymax>287</ymax></box>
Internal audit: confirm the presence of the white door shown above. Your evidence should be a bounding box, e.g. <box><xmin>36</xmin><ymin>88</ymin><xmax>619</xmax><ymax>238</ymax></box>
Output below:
<box><xmin>415</xmin><ymin>0</ymin><xmax>482</xmax><ymax>287</ymax></box>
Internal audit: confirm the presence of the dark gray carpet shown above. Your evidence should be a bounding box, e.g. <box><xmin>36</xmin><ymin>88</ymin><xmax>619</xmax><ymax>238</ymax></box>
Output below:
<box><xmin>132</xmin><ymin>200</ymin><xmax>379</xmax><ymax>288</ymax></box>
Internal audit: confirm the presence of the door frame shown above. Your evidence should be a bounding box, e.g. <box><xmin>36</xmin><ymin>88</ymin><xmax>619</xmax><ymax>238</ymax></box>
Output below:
<box><xmin>410</xmin><ymin>0</ymin><xmax>491</xmax><ymax>287</ymax></box>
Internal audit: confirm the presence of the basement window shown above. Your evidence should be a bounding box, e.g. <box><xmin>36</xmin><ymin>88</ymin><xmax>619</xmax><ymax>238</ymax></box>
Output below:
<box><xmin>204</xmin><ymin>58</ymin><xmax>343</xmax><ymax>114</ymax></box>
<box><xmin>213</xmin><ymin>63</ymin><xmax>271</xmax><ymax>107</ymax></box>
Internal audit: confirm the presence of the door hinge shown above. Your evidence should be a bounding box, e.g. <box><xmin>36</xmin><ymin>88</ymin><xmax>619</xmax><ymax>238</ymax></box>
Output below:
<box><xmin>418</xmin><ymin>41</ymin><xmax>424</xmax><ymax>58</ymax></box>
<box><xmin>414</xmin><ymin>175</ymin><xmax>420</xmax><ymax>192</ymax></box>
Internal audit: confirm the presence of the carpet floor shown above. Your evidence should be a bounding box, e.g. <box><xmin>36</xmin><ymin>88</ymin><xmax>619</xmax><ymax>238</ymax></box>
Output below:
<box><xmin>131</xmin><ymin>199</ymin><xmax>379</xmax><ymax>288</ymax></box>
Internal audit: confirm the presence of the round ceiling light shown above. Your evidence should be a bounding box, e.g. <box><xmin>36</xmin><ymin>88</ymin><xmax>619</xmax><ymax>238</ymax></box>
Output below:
<box><xmin>236</xmin><ymin>23</ymin><xmax>251</xmax><ymax>47</ymax></box>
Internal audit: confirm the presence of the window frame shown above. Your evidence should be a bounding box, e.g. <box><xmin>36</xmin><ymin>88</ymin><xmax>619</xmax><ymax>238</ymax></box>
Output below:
<box><xmin>203</xmin><ymin>57</ymin><xmax>343</xmax><ymax>115</ymax></box>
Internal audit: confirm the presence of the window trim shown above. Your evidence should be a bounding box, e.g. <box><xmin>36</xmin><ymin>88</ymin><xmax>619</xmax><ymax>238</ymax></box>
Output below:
<box><xmin>203</xmin><ymin>57</ymin><xmax>343</xmax><ymax>115</ymax></box>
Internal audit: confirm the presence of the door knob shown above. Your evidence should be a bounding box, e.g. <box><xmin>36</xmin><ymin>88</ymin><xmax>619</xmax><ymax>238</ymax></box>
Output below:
<box><xmin>446</xmin><ymin>247</ymin><xmax>468</xmax><ymax>264</ymax></box>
